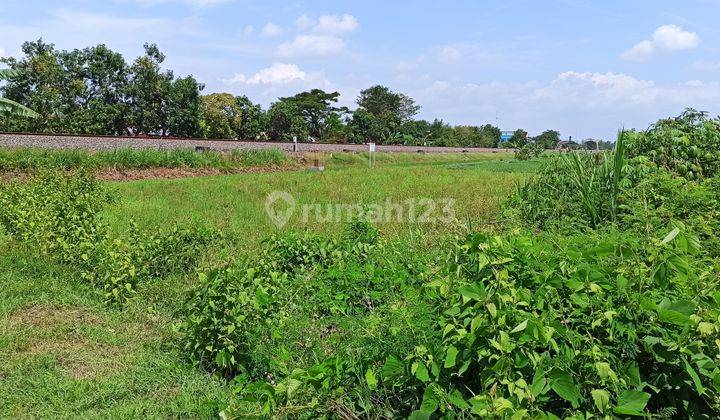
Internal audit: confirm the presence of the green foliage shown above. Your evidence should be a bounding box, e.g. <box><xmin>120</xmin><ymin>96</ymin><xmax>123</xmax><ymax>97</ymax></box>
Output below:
<box><xmin>408</xmin><ymin>229</ymin><xmax>718</xmax><ymax>418</ymax></box>
<box><xmin>627</xmin><ymin>108</ymin><xmax>720</xmax><ymax>180</ymax></box>
<box><xmin>1</xmin><ymin>39</ymin><xmax>543</xmax><ymax>147</ymax></box>
<box><xmin>0</xmin><ymin>171</ymin><xmax>214</xmax><ymax>304</ymax></box>
<box><xmin>0</xmin><ymin>147</ymin><xmax>288</xmax><ymax>172</ymax></box>
<box><xmin>201</xmin><ymin>93</ymin><xmax>243</xmax><ymax>139</ymax></box>
<box><xmin>533</xmin><ymin>130</ymin><xmax>561</xmax><ymax>149</ymax></box>
<box><xmin>514</xmin><ymin>142</ymin><xmax>544</xmax><ymax>160</ymax></box>
<box><xmin>277</xmin><ymin>89</ymin><xmax>346</xmax><ymax>140</ymax></box>
<box><xmin>266</xmin><ymin>100</ymin><xmax>309</xmax><ymax>141</ymax></box>
<box><xmin>1</xmin><ymin>40</ymin><xmax>203</xmax><ymax>136</ymax></box>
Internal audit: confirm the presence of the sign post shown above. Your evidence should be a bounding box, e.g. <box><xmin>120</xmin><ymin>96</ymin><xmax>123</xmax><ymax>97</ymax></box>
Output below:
<box><xmin>369</xmin><ymin>143</ymin><xmax>376</xmax><ymax>168</ymax></box>
<box><xmin>292</xmin><ymin>136</ymin><xmax>298</xmax><ymax>152</ymax></box>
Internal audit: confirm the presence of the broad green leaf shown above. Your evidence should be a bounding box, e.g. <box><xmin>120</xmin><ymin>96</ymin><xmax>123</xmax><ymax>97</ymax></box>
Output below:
<box><xmin>286</xmin><ymin>378</ymin><xmax>302</xmax><ymax>399</ymax></box>
<box><xmin>683</xmin><ymin>358</ymin><xmax>705</xmax><ymax>395</ymax></box>
<box><xmin>529</xmin><ymin>370</ymin><xmax>547</xmax><ymax>397</ymax></box>
<box><xmin>511</xmin><ymin>319</ymin><xmax>528</xmax><ymax>334</ymax></box>
<box><xmin>365</xmin><ymin>367</ymin><xmax>378</xmax><ymax>390</ymax></box>
<box><xmin>614</xmin><ymin>390</ymin><xmax>650</xmax><ymax>415</ymax></box>
<box><xmin>382</xmin><ymin>356</ymin><xmax>404</xmax><ymax>379</ymax></box>
<box><xmin>459</xmin><ymin>282</ymin><xmax>486</xmax><ymax>302</ymax></box>
<box><xmin>414</xmin><ymin>362</ymin><xmax>430</xmax><ymax>382</ymax></box>
<box><xmin>548</xmin><ymin>369</ymin><xmax>581</xmax><ymax>408</ymax></box>
<box><xmin>661</xmin><ymin>227</ymin><xmax>680</xmax><ymax>244</ymax></box>
<box><xmin>591</xmin><ymin>389</ymin><xmax>610</xmax><ymax>412</ymax></box>
<box><xmin>420</xmin><ymin>386</ymin><xmax>439</xmax><ymax>413</ymax></box>
<box><xmin>658</xmin><ymin>299</ymin><xmax>696</xmax><ymax>326</ymax></box>
<box><xmin>486</xmin><ymin>302</ymin><xmax>497</xmax><ymax>317</ymax></box>
<box><xmin>408</xmin><ymin>410</ymin><xmax>431</xmax><ymax>420</ymax></box>
<box><xmin>444</xmin><ymin>345</ymin><xmax>459</xmax><ymax>368</ymax></box>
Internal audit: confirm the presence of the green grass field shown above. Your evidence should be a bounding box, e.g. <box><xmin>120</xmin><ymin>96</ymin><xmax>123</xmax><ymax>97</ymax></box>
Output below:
<box><xmin>0</xmin><ymin>152</ymin><xmax>542</xmax><ymax>417</ymax></box>
<box><xmin>103</xmin><ymin>156</ymin><xmax>535</xmax><ymax>246</ymax></box>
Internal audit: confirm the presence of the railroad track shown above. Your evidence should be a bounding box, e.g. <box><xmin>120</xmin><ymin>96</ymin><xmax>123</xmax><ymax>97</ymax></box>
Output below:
<box><xmin>0</xmin><ymin>132</ymin><xmax>508</xmax><ymax>154</ymax></box>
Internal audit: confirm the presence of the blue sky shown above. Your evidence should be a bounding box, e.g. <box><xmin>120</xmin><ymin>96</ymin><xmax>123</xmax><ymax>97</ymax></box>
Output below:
<box><xmin>2</xmin><ymin>0</ymin><xmax>720</xmax><ymax>140</ymax></box>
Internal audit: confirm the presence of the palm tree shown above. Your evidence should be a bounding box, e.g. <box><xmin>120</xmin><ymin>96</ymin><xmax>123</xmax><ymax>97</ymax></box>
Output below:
<box><xmin>0</xmin><ymin>69</ymin><xmax>38</xmax><ymax>118</ymax></box>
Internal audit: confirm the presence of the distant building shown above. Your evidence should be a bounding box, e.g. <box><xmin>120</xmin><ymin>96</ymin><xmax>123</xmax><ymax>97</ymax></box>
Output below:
<box><xmin>500</xmin><ymin>131</ymin><xmax>514</xmax><ymax>142</ymax></box>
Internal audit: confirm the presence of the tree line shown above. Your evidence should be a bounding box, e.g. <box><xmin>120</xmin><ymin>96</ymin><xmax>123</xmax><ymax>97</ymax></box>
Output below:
<box><xmin>0</xmin><ymin>40</ymin><xmax>602</xmax><ymax>148</ymax></box>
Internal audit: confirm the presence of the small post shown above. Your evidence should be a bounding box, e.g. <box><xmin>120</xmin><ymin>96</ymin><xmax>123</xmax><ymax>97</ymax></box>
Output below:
<box><xmin>292</xmin><ymin>135</ymin><xmax>298</xmax><ymax>152</ymax></box>
<box><xmin>369</xmin><ymin>142</ymin><xmax>376</xmax><ymax>168</ymax></box>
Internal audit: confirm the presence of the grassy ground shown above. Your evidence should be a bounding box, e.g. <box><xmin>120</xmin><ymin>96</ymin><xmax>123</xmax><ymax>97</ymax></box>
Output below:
<box><xmin>0</xmin><ymin>146</ymin><xmax>514</xmax><ymax>173</ymax></box>
<box><xmin>0</xmin><ymin>153</ymin><xmax>543</xmax><ymax>417</ymax></box>
<box><xmin>0</xmin><ymin>242</ymin><xmax>232</xmax><ymax>418</ymax></box>
<box><xmin>104</xmin><ymin>156</ymin><xmax>537</xmax><ymax>247</ymax></box>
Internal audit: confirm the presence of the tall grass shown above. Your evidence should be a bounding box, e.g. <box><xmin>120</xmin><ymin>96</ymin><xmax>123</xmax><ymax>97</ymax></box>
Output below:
<box><xmin>0</xmin><ymin>147</ymin><xmax>289</xmax><ymax>172</ymax></box>
<box><xmin>561</xmin><ymin>131</ymin><xmax>627</xmax><ymax>226</ymax></box>
<box><xmin>508</xmin><ymin>132</ymin><xmax>628</xmax><ymax>229</ymax></box>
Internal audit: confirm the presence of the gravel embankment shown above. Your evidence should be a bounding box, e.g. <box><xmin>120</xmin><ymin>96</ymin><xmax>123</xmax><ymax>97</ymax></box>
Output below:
<box><xmin>0</xmin><ymin>133</ymin><xmax>507</xmax><ymax>154</ymax></box>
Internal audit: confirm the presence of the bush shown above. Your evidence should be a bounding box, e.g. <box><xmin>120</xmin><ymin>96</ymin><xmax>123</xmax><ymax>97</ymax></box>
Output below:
<box><xmin>399</xmin><ymin>229</ymin><xmax>719</xmax><ymax>418</ymax></box>
<box><xmin>0</xmin><ymin>170</ymin><xmax>215</xmax><ymax>304</ymax></box>
<box><xmin>208</xmin><ymin>118</ymin><xmax>720</xmax><ymax>418</ymax></box>
<box><xmin>626</xmin><ymin>108</ymin><xmax>720</xmax><ymax>180</ymax></box>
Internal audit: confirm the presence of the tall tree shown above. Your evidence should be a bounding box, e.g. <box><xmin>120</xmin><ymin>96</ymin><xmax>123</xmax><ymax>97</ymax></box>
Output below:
<box><xmin>0</xmin><ymin>39</ymin><xmax>65</xmax><ymax>132</ymax></box>
<box><xmin>278</xmin><ymin>89</ymin><xmax>344</xmax><ymax>140</ymax></box>
<box><xmin>0</xmin><ymin>70</ymin><xmax>38</xmax><ymax>119</ymax></box>
<box><xmin>235</xmin><ymin>95</ymin><xmax>267</xmax><ymax>140</ymax></box>
<box><xmin>356</xmin><ymin>85</ymin><xmax>419</xmax><ymax>122</ymax></box>
<box><xmin>509</xmin><ymin>129</ymin><xmax>528</xmax><ymax>147</ymax></box>
<box><xmin>354</xmin><ymin>85</ymin><xmax>419</xmax><ymax>143</ymax></box>
<box><xmin>348</xmin><ymin>108</ymin><xmax>388</xmax><ymax>144</ymax></box>
<box><xmin>534</xmin><ymin>130</ymin><xmax>561</xmax><ymax>149</ymax></box>
<box><xmin>58</xmin><ymin>44</ymin><xmax>130</xmax><ymax>134</ymax></box>
<box><xmin>126</xmin><ymin>43</ymin><xmax>174</xmax><ymax>135</ymax></box>
<box><xmin>201</xmin><ymin>93</ymin><xmax>242</xmax><ymax>139</ymax></box>
<box><xmin>167</xmin><ymin>76</ymin><xmax>203</xmax><ymax>137</ymax></box>
<box><xmin>266</xmin><ymin>100</ymin><xmax>308</xmax><ymax>141</ymax></box>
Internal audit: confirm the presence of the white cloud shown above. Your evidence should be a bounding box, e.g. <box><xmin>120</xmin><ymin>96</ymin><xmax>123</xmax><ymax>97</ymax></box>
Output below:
<box><xmin>221</xmin><ymin>63</ymin><xmax>336</xmax><ymax>106</ymax></box>
<box><xmin>313</xmin><ymin>14</ymin><xmax>358</xmax><ymax>35</ymax></box>
<box><xmin>241</xmin><ymin>25</ymin><xmax>254</xmax><ymax>36</ymax></box>
<box><xmin>277</xmin><ymin>35</ymin><xmax>345</xmax><ymax>58</ymax></box>
<box><xmin>261</xmin><ymin>22</ymin><xmax>283</xmax><ymax>38</ymax></box>
<box><xmin>408</xmin><ymin>71</ymin><xmax>720</xmax><ymax>141</ymax></box>
<box><xmin>223</xmin><ymin>63</ymin><xmax>307</xmax><ymax>85</ymax></box>
<box><xmin>296</xmin><ymin>14</ymin><xmax>314</xmax><ymax>30</ymax></box>
<box><xmin>622</xmin><ymin>24</ymin><xmax>699</xmax><ymax>61</ymax></box>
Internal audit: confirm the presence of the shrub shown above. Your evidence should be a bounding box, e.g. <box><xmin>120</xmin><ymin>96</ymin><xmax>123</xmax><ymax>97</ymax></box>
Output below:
<box><xmin>626</xmin><ymin>108</ymin><xmax>720</xmax><ymax>180</ymax></box>
<box><xmin>399</xmin><ymin>229</ymin><xmax>719</xmax><ymax>418</ymax></box>
<box><xmin>0</xmin><ymin>170</ymin><xmax>215</xmax><ymax>304</ymax></box>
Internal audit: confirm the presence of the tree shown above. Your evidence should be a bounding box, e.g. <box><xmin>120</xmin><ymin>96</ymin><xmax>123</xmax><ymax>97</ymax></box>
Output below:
<box><xmin>58</xmin><ymin>44</ymin><xmax>130</xmax><ymax>134</ymax></box>
<box><xmin>534</xmin><ymin>130</ymin><xmax>561</xmax><ymax>149</ymax></box>
<box><xmin>278</xmin><ymin>89</ymin><xmax>345</xmax><ymax>140</ymax></box>
<box><xmin>478</xmin><ymin>124</ymin><xmax>501</xmax><ymax>147</ymax></box>
<box><xmin>126</xmin><ymin>43</ymin><xmax>174</xmax><ymax>135</ymax></box>
<box><xmin>167</xmin><ymin>76</ymin><xmax>203</xmax><ymax>137</ymax></box>
<box><xmin>235</xmin><ymin>95</ymin><xmax>267</xmax><ymax>140</ymax></box>
<box><xmin>266</xmin><ymin>100</ymin><xmax>308</xmax><ymax>141</ymax></box>
<box><xmin>509</xmin><ymin>129</ymin><xmax>528</xmax><ymax>147</ymax></box>
<box><xmin>0</xmin><ymin>70</ymin><xmax>38</xmax><ymax>118</ymax></box>
<box><xmin>356</xmin><ymin>85</ymin><xmax>419</xmax><ymax>122</ymax></box>
<box><xmin>348</xmin><ymin>108</ymin><xmax>388</xmax><ymax>144</ymax></box>
<box><xmin>201</xmin><ymin>93</ymin><xmax>242</xmax><ymax>139</ymax></box>
<box><xmin>354</xmin><ymin>85</ymin><xmax>420</xmax><ymax>144</ymax></box>
<box><xmin>0</xmin><ymin>39</ymin><xmax>65</xmax><ymax>132</ymax></box>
